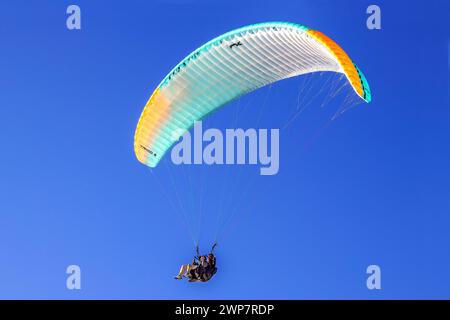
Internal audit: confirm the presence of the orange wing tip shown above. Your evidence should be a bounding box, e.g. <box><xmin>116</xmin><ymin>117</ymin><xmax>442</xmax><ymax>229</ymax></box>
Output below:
<box><xmin>307</xmin><ymin>30</ymin><xmax>371</xmax><ymax>103</ymax></box>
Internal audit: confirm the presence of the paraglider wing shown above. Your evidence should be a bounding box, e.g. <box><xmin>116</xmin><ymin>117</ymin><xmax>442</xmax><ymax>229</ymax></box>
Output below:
<box><xmin>134</xmin><ymin>22</ymin><xmax>371</xmax><ymax>167</ymax></box>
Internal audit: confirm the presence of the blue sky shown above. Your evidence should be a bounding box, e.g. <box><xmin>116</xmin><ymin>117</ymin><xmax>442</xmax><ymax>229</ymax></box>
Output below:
<box><xmin>0</xmin><ymin>0</ymin><xmax>449</xmax><ymax>299</ymax></box>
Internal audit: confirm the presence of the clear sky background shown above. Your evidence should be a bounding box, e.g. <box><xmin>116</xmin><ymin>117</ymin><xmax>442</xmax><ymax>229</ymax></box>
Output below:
<box><xmin>0</xmin><ymin>0</ymin><xmax>449</xmax><ymax>299</ymax></box>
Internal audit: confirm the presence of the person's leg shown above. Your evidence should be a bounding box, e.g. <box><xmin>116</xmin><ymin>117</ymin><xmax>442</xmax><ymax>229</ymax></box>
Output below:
<box><xmin>175</xmin><ymin>264</ymin><xmax>189</xmax><ymax>279</ymax></box>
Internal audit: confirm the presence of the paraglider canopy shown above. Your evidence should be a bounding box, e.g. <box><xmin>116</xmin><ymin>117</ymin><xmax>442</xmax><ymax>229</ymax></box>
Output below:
<box><xmin>134</xmin><ymin>21</ymin><xmax>371</xmax><ymax>168</ymax></box>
